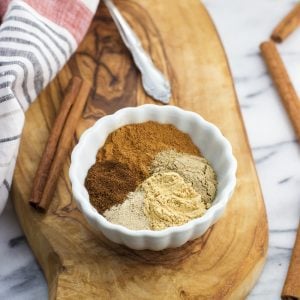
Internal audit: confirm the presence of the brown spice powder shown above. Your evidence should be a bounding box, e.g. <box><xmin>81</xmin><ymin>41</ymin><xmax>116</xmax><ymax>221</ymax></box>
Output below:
<box><xmin>86</xmin><ymin>121</ymin><xmax>201</xmax><ymax>214</ymax></box>
<box><xmin>97</xmin><ymin>121</ymin><xmax>200</xmax><ymax>178</ymax></box>
<box><xmin>85</xmin><ymin>160</ymin><xmax>142</xmax><ymax>213</ymax></box>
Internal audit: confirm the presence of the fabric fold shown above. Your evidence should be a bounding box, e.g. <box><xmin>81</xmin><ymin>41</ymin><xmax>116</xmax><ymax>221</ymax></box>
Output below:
<box><xmin>0</xmin><ymin>0</ymin><xmax>99</xmax><ymax>214</ymax></box>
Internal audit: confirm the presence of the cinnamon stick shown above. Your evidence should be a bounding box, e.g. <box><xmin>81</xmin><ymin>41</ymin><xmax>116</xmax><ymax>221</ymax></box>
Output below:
<box><xmin>271</xmin><ymin>3</ymin><xmax>300</xmax><ymax>43</ymax></box>
<box><xmin>30</xmin><ymin>76</ymin><xmax>83</xmax><ymax>208</ymax></box>
<box><xmin>260</xmin><ymin>41</ymin><xmax>300</xmax><ymax>141</ymax></box>
<box><xmin>281</xmin><ymin>222</ymin><xmax>300</xmax><ymax>300</ymax></box>
<box><xmin>260</xmin><ymin>41</ymin><xmax>300</xmax><ymax>299</ymax></box>
<box><xmin>37</xmin><ymin>80</ymin><xmax>91</xmax><ymax>211</ymax></box>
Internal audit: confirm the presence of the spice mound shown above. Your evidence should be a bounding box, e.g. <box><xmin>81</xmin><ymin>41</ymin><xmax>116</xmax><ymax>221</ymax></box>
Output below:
<box><xmin>85</xmin><ymin>160</ymin><xmax>142</xmax><ymax>213</ymax></box>
<box><xmin>96</xmin><ymin>121</ymin><xmax>200</xmax><ymax>178</ymax></box>
<box><xmin>85</xmin><ymin>121</ymin><xmax>218</xmax><ymax>231</ymax></box>
<box><xmin>151</xmin><ymin>150</ymin><xmax>217</xmax><ymax>207</ymax></box>
<box><xmin>141</xmin><ymin>172</ymin><xmax>206</xmax><ymax>230</ymax></box>
<box><xmin>104</xmin><ymin>191</ymin><xmax>150</xmax><ymax>230</ymax></box>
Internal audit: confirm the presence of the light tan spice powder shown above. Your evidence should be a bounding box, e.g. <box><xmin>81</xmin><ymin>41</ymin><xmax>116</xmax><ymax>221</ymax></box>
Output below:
<box><xmin>141</xmin><ymin>172</ymin><xmax>207</xmax><ymax>230</ymax></box>
<box><xmin>103</xmin><ymin>191</ymin><xmax>150</xmax><ymax>230</ymax></box>
<box><xmin>103</xmin><ymin>150</ymin><xmax>218</xmax><ymax>231</ymax></box>
<box><xmin>150</xmin><ymin>150</ymin><xmax>217</xmax><ymax>207</ymax></box>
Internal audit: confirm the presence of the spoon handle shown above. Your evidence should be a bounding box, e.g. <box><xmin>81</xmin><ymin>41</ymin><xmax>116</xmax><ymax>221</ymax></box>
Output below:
<box><xmin>104</xmin><ymin>0</ymin><xmax>171</xmax><ymax>103</ymax></box>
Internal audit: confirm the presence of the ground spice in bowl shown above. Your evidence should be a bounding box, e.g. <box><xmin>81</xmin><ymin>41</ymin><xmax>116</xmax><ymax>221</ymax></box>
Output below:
<box><xmin>150</xmin><ymin>150</ymin><xmax>217</xmax><ymax>207</ymax></box>
<box><xmin>85</xmin><ymin>121</ymin><xmax>218</xmax><ymax>231</ymax></box>
<box><xmin>104</xmin><ymin>191</ymin><xmax>150</xmax><ymax>230</ymax></box>
<box><xmin>141</xmin><ymin>172</ymin><xmax>207</xmax><ymax>230</ymax></box>
<box><xmin>96</xmin><ymin>121</ymin><xmax>200</xmax><ymax>178</ymax></box>
<box><xmin>85</xmin><ymin>160</ymin><xmax>142</xmax><ymax>213</ymax></box>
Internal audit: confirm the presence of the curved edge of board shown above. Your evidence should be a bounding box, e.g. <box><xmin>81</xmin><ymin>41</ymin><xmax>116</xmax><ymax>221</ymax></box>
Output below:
<box><xmin>206</xmin><ymin>5</ymin><xmax>269</xmax><ymax>295</ymax></box>
<box><xmin>11</xmin><ymin>0</ymin><xmax>268</xmax><ymax>299</ymax></box>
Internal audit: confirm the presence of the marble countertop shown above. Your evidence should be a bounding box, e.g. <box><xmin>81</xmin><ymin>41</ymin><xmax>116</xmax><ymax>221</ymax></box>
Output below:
<box><xmin>1</xmin><ymin>0</ymin><xmax>300</xmax><ymax>299</ymax></box>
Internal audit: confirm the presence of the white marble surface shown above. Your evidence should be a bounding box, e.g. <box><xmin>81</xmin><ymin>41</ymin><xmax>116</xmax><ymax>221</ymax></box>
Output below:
<box><xmin>1</xmin><ymin>0</ymin><xmax>300</xmax><ymax>299</ymax></box>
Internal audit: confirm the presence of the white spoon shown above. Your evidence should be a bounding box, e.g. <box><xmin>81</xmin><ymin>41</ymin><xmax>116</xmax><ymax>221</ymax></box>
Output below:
<box><xmin>104</xmin><ymin>0</ymin><xmax>171</xmax><ymax>104</ymax></box>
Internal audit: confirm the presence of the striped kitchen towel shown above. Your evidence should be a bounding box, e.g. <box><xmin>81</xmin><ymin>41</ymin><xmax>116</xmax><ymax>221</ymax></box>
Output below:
<box><xmin>0</xmin><ymin>0</ymin><xmax>99</xmax><ymax>214</ymax></box>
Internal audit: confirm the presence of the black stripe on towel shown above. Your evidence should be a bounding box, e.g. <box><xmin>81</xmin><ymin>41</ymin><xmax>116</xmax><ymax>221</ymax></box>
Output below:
<box><xmin>0</xmin><ymin>26</ymin><xmax>61</xmax><ymax>69</ymax></box>
<box><xmin>0</xmin><ymin>134</ymin><xmax>21</xmax><ymax>143</ymax></box>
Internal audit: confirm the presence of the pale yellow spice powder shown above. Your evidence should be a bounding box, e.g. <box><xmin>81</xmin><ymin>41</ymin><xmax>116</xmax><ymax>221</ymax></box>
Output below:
<box><xmin>103</xmin><ymin>151</ymin><xmax>217</xmax><ymax>231</ymax></box>
<box><xmin>150</xmin><ymin>150</ymin><xmax>217</xmax><ymax>207</ymax></box>
<box><xmin>141</xmin><ymin>172</ymin><xmax>207</xmax><ymax>230</ymax></box>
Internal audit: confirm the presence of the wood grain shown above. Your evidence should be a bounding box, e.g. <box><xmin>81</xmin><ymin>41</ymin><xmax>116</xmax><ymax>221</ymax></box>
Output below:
<box><xmin>12</xmin><ymin>1</ymin><xmax>268</xmax><ymax>299</ymax></box>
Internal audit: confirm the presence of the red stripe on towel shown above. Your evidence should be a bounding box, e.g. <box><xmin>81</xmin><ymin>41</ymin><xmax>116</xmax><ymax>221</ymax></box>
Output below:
<box><xmin>24</xmin><ymin>0</ymin><xmax>94</xmax><ymax>43</ymax></box>
<box><xmin>0</xmin><ymin>0</ymin><xmax>10</xmax><ymax>19</ymax></box>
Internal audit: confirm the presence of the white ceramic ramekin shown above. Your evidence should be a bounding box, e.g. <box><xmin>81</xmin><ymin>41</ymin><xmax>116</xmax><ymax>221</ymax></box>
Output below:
<box><xmin>69</xmin><ymin>104</ymin><xmax>237</xmax><ymax>251</ymax></box>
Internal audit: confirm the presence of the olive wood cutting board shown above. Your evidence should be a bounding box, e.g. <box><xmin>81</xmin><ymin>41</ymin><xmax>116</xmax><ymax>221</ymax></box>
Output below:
<box><xmin>12</xmin><ymin>1</ymin><xmax>268</xmax><ymax>299</ymax></box>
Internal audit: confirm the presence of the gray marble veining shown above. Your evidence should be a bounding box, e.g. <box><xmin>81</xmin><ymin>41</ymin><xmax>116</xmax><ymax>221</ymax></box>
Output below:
<box><xmin>204</xmin><ymin>0</ymin><xmax>300</xmax><ymax>299</ymax></box>
<box><xmin>0</xmin><ymin>201</ymin><xmax>47</xmax><ymax>300</ymax></box>
<box><xmin>1</xmin><ymin>1</ymin><xmax>300</xmax><ymax>299</ymax></box>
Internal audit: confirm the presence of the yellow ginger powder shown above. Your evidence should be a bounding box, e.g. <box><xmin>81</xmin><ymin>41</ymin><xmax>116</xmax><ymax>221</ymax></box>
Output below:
<box><xmin>141</xmin><ymin>172</ymin><xmax>206</xmax><ymax>230</ymax></box>
<box><xmin>150</xmin><ymin>150</ymin><xmax>217</xmax><ymax>208</ymax></box>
